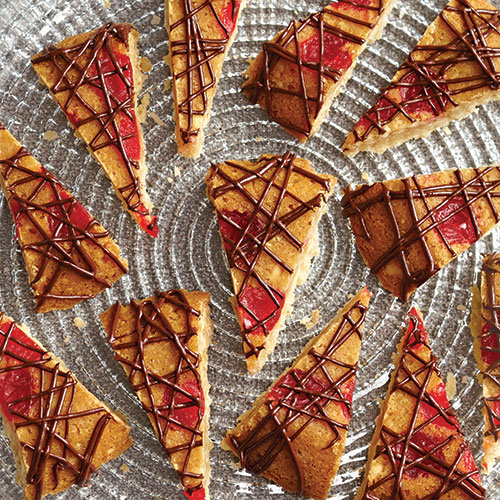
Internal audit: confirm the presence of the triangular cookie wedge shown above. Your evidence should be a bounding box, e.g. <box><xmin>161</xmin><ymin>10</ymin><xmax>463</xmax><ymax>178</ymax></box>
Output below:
<box><xmin>205</xmin><ymin>152</ymin><xmax>336</xmax><ymax>374</ymax></box>
<box><xmin>356</xmin><ymin>308</ymin><xmax>485</xmax><ymax>500</ymax></box>
<box><xmin>166</xmin><ymin>0</ymin><xmax>246</xmax><ymax>157</ymax></box>
<box><xmin>343</xmin><ymin>0</ymin><xmax>500</xmax><ymax>156</ymax></box>
<box><xmin>243</xmin><ymin>0</ymin><xmax>398</xmax><ymax>142</ymax></box>
<box><xmin>341</xmin><ymin>166</ymin><xmax>500</xmax><ymax>302</ymax></box>
<box><xmin>31</xmin><ymin>23</ymin><xmax>158</xmax><ymax>237</ymax></box>
<box><xmin>100</xmin><ymin>290</ymin><xmax>213</xmax><ymax>500</ymax></box>
<box><xmin>222</xmin><ymin>288</ymin><xmax>371</xmax><ymax>499</ymax></box>
<box><xmin>0</xmin><ymin>311</ymin><xmax>132</xmax><ymax>500</ymax></box>
<box><xmin>0</xmin><ymin>124</ymin><xmax>127</xmax><ymax>313</ymax></box>
<box><xmin>470</xmin><ymin>253</ymin><xmax>500</xmax><ymax>473</ymax></box>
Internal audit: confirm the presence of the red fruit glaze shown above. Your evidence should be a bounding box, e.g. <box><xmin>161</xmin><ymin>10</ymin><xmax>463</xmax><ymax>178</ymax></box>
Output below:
<box><xmin>434</xmin><ymin>197</ymin><xmax>477</xmax><ymax>246</ymax></box>
<box><xmin>162</xmin><ymin>379</ymin><xmax>204</xmax><ymax>431</ymax></box>
<box><xmin>0</xmin><ymin>322</ymin><xmax>43</xmax><ymax>423</ymax></box>
<box><xmin>406</xmin><ymin>308</ymin><xmax>429</xmax><ymax>346</ymax></box>
<box><xmin>356</xmin><ymin>97</ymin><xmax>397</xmax><ymax>131</ymax></box>
<box><xmin>340</xmin><ymin>377</ymin><xmax>355</xmax><ymax>420</ymax></box>
<box><xmin>220</xmin><ymin>0</ymin><xmax>241</xmax><ymax>35</ymax></box>
<box><xmin>418</xmin><ymin>381</ymin><xmax>458</xmax><ymax>431</ymax></box>
<box><xmin>184</xmin><ymin>487</ymin><xmax>205</xmax><ymax>500</ymax></box>
<box><xmin>398</xmin><ymin>70</ymin><xmax>449</xmax><ymax>117</ymax></box>
<box><xmin>47</xmin><ymin>190</ymin><xmax>93</xmax><ymax>238</ymax></box>
<box><xmin>267</xmin><ymin>369</ymin><xmax>327</xmax><ymax>408</ymax></box>
<box><xmin>480</xmin><ymin>320</ymin><xmax>500</xmax><ymax>366</ymax></box>
<box><xmin>239</xmin><ymin>285</ymin><xmax>285</xmax><ymax>336</ymax></box>
<box><xmin>218</xmin><ymin>210</ymin><xmax>265</xmax><ymax>256</ymax></box>
<box><xmin>330</xmin><ymin>0</ymin><xmax>372</xmax><ymax>11</ymax></box>
<box><xmin>300</xmin><ymin>31</ymin><xmax>352</xmax><ymax>74</ymax></box>
<box><xmin>66</xmin><ymin>47</ymin><xmax>141</xmax><ymax>164</ymax></box>
<box><xmin>134</xmin><ymin>207</ymin><xmax>159</xmax><ymax>238</ymax></box>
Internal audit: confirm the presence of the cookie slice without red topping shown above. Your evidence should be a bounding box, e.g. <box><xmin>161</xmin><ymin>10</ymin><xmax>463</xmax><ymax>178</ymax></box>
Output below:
<box><xmin>470</xmin><ymin>253</ymin><xmax>500</xmax><ymax>473</ymax></box>
<box><xmin>100</xmin><ymin>290</ymin><xmax>213</xmax><ymax>500</ymax></box>
<box><xmin>205</xmin><ymin>152</ymin><xmax>336</xmax><ymax>374</ymax></box>
<box><xmin>343</xmin><ymin>0</ymin><xmax>500</xmax><ymax>156</ymax></box>
<box><xmin>31</xmin><ymin>23</ymin><xmax>158</xmax><ymax>237</ymax></box>
<box><xmin>166</xmin><ymin>0</ymin><xmax>246</xmax><ymax>158</ymax></box>
<box><xmin>0</xmin><ymin>124</ymin><xmax>127</xmax><ymax>313</ymax></box>
<box><xmin>243</xmin><ymin>0</ymin><xmax>398</xmax><ymax>142</ymax></box>
<box><xmin>356</xmin><ymin>308</ymin><xmax>485</xmax><ymax>500</ymax></box>
<box><xmin>0</xmin><ymin>311</ymin><xmax>132</xmax><ymax>500</ymax></box>
<box><xmin>341</xmin><ymin>166</ymin><xmax>500</xmax><ymax>302</ymax></box>
<box><xmin>222</xmin><ymin>288</ymin><xmax>370</xmax><ymax>500</ymax></box>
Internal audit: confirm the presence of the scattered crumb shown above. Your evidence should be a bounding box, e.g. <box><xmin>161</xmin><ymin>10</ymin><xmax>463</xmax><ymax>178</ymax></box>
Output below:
<box><xmin>43</xmin><ymin>130</ymin><xmax>59</xmax><ymax>141</ymax></box>
<box><xmin>255</xmin><ymin>136</ymin><xmax>263</xmax><ymax>142</ymax></box>
<box><xmin>73</xmin><ymin>317</ymin><xmax>87</xmax><ymax>329</ymax></box>
<box><xmin>446</xmin><ymin>372</ymin><xmax>457</xmax><ymax>399</ymax></box>
<box><xmin>151</xmin><ymin>14</ymin><xmax>161</xmax><ymax>25</ymax></box>
<box><xmin>120</xmin><ymin>463</ymin><xmax>130</xmax><ymax>474</ymax></box>
<box><xmin>461</xmin><ymin>375</ymin><xmax>468</xmax><ymax>384</ymax></box>
<box><xmin>103</xmin><ymin>0</ymin><xmax>111</xmax><ymax>7</ymax></box>
<box><xmin>167</xmin><ymin>177</ymin><xmax>174</xmax><ymax>183</ymax></box>
<box><xmin>348</xmin><ymin>293</ymin><xmax>354</xmax><ymax>299</ymax></box>
<box><xmin>174</xmin><ymin>166</ymin><xmax>181</xmax><ymax>177</ymax></box>
<box><xmin>373</xmin><ymin>321</ymin><xmax>381</xmax><ymax>331</ymax></box>
<box><xmin>311</xmin><ymin>309</ymin><xmax>320</xmax><ymax>324</ymax></box>
<box><xmin>456</xmin><ymin>304</ymin><xmax>466</xmax><ymax>312</ymax></box>
<box><xmin>163</xmin><ymin>78</ymin><xmax>171</xmax><ymax>92</ymax></box>
<box><xmin>63</xmin><ymin>336</ymin><xmax>71</xmax><ymax>344</ymax></box>
<box><xmin>442</xmin><ymin>126</ymin><xmax>452</xmax><ymax>136</ymax></box>
<box><xmin>137</xmin><ymin>93</ymin><xmax>150</xmax><ymax>123</ymax></box>
<box><xmin>301</xmin><ymin>310</ymin><xmax>321</xmax><ymax>330</ymax></box>
<box><xmin>140</xmin><ymin>56</ymin><xmax>153</xmax><ymax>73</ymax></box>
<box><xmin>149</xmin><ymin>111</ymin><xmax>165</xmax><ymax>126</ymax></box>
<box><xmin>361</xmin><ymin>171</ymin><xmax>368</xmax><ymax>181</ymax></box>
<box><xmin>3</xmin><ymin>267</ymin><xmax>9</xmax><ymax>274</ymax></box>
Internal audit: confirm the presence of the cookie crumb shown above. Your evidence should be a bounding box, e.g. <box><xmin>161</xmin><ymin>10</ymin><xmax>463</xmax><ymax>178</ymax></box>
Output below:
<box><xmin>137</xmin><ymin>93</ymin><xmax>150</xmax><ymax>123</ymax></box>
<box><xmin>140</xmin><ymin>56</ymin><xmax>153</xmax><ymax>73</ymax></box>
<box><xmin>103</xmin><ymin>0</ymin><xmax>111</xmax><ymax>7</ymax></box>
<box><xmin>120</xmin><ymin>463</ymin><xmax>130</xmax><ymax>474</ymax></box>
<box><xmin>167</xmin><ymin>177</ymin><xmax>174</xmax><ymax>183</ymax></box>
<box><xmin>361</xmin><ymin>171</ymin><xmax>368</xmax><ymax>181</ymax></box>
<box><xmin>63</xmin><ymin>335</ymin><xmax>71</xmax><ymax>344</ymax></box>
<box><xmin>163</xmin><ymin>78</ymin><xmax>171</xmax><ymax>92</ymax></box>
<box><xmin>442</xmin><ymin>126</ymin><xmax>452</xmax><ymax>136</ymax></box>
<box><xmin>43</xmin><ymin>130</ymin><xmax>59</xmax><ymax>141</ymax></box>
<box><xmin>255</xmin><ymin>136</ymin><xmax>263</xmax><ymax>142</ymax></box>
<box><xmin>149</xmin><ymin>111</ymin><xmax>165</xmax><ymax>126</ymax></box>
<box><xmin>456</xmin><ymin>304</ymin><xmax>466</xmax><ymax>312</ymax></box>
<box><xmin>446</xmin><ymin>372</ymin><xmax>457</xmax><ymax>399</ymax></box>
<box><xmin>461</xmin><ymin>375</ymin><xmax>468</xmax><ymax>384</ymax></box>
<box><xmin>174</xmin><ymin>166</ymin><xmax>181</xmax><ymax>177</ymax></box>
<box><xmin>73</xmin><ymin>317</ymin><xmax>87</xmax><ymax>329</ymax></box>
<box><xmin>151</xmin><ymin>14</ymin><xmax>161</xmax><ymax>25</ymax></box>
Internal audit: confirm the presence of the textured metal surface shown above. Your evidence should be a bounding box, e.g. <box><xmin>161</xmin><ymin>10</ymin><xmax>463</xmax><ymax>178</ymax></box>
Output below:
<box><xmin>0</xmin><ymin>0</ymin><xmax>499</xmax><ymax>498</ymax></box>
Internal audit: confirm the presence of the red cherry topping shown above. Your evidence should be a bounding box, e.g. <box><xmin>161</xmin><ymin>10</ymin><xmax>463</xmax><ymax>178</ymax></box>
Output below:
<box><xmin>219</xmin><ymin>0</ymin><xmax>241</xmax><ymax>35</ymax></box>
<box><xmin>434</xmin><ymin>197</ymin><xmax>477</xmax><ymax>246</ymax></box>
<box><xmin>300</xmin><ymin>31</ymin><xmax>352</xmax><ymax>74</ymax></box>
<box><xmin>184</xmin><ymin>487</ymin><xmax>205</xmax><ymax>500</ymax></box>
<box><xmin>162</xmin><ymin>378</ymin><xmax>204</xmax><ymax>431</ymax></box>
<box><xmin>239</xmin><ymin>285</ymin><xmax>284</xmax><ymax>336</ymax></box>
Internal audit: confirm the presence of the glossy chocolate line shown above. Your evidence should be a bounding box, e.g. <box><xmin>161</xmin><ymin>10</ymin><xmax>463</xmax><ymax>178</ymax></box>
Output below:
<box><xmin>210</xmin><ymin>152</ymin><xmax>331</xmax><ymax>360</ymax></box>
<box><xmin>106</xmin><ymin>291</ymin><xmax>205</xmax><ymax>496</ymax></box>
<box><xmin>0</xmin><ymin>312</ymin><xmax>114</xmax><ymax>500</ymax></box>
<box><xmin>353</xmin><ymin>0</ymin><xmax>500</xmax><ymax>143</ymax></box>
<box><xmin>0</xmin><ymin>146</ymin><xmax>126</xmax><ymax>311</ymax></box>
<box><xmin>227</xmin><ymin>299</ymin><xmax>367</xmax><ymax>495</ymax></box>
<box><xmin>243</xmin><ymin>1</ymin><xmax>385</xmax><ymax>139</ymax></box>
<box><xmin>341</xmin><ymin>167</ymin><xmax>500</xmax><ymax>301</ymax></box>
<box><xmin>31</xmin><ymin>23</ymin><xmax>154</xmax><ymax>228</ymax></box>
<box><xmin>361</xmin><ymin>312</ymin><xmax>485</xmax><ymax>500</ymax></box>
<box><xmin>481</xmin><ymin>253</ymin><xmax>500</xmax><ymax>442</ymax></box>
<box><xmin>169</xmin><ymin>0</ymin><xmax>240</xmax><ymax>144</ymax></box>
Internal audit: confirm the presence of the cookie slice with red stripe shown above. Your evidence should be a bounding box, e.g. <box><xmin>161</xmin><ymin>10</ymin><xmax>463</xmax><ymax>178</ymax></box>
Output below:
<box><xmin>205</xmin><ymin>151</ymin><xmax>335</xmax><ymax>374</ymax></box>
<box><xmin>343</xmin><ymin>0</ymin><xmax>500</xmax><ymax>156</ymax></box>
<box><xmin>31</xmin><ymin>23</ymin><xmax>158</xmax><ymax>237</ymax></box>
<box><xmin>100</xmin><ymin>290</ymin><xmax>213</xmax><ymax>500</ymax></box>
<box><xmin>341</xmin><ymin>166</ymin><xmax>500</xmax><ymax>302</ymax></box>
<box><xmin>356</xmin><ymin>308</ymin><xmax>485</xmax><ymax>500</ymax></box>
<box><xmin>470</xmin><ymin>253</ymin><xmax>500</xmax><ymax>473</ymax></box>
<box><xmin>243</xmin><ymin>0</ymin><xmax>398</xmax><ymax>142</ymax></box>
<box><xmin>0</xmin><ymin>311</ymin><xmax>132</xmax><ymax>500</ymax></box>
<box><xmin>0</xmin><ymin>124</ymin><xmax>127</xmax><ymax>313</ymax></box>
<box><xmin>222</xmin><ymin>288</ymin><xmax>370</xmax><ymax>500</ymax></box>
<box><xmin>167</xmin><ymin>0</ymin><xmax>246</xmax><ymax>157</ymax></box>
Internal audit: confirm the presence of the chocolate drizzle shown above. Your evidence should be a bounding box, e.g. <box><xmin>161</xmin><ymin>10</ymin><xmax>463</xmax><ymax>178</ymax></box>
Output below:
<box><xmin>105</xmin><ymin>290</ymin><xmax>206</xmax><ymax>497</ymax></box>
<box><xmin>360</xmin><ymin>310</ymin><xmax>485</xmax><ymax>500</ymax></box>
<box><xmin>352</xmin><ymin>0</ymin><xmax>500</xmax><ymax>143</ymax></box>
<box><xmin>31</xmin><ymin>23</ymin><xmax>157</xmax><ymax>234</ymax></box>
<box><xmin>0</xmin><ymin>145</ymin><xmax>127</xmax><ymax>312</ymax></box>
<box><xmin>209</xmin><ymin>152</ymin><xmax>331</xmax><ymax>362</ymax></box>
<box><xmin>0</xmin><ymin>312</ymin><xmax>118</xmax><ymax>500</ymax></box>
<box><xmin>243</xmin><ymin>1</ymin><xmax>385</xmax><ymax>139</ymax></box>
<box><xmin>227</xmin><ymin>298</ymin><xmax>367</xmax><ymax>496</ymax></box>
<box><xmin>481</xmin><ymin>253</ymin><xmax>500</xmax><ymax>442</ymax></box>
<box><xmin>169</xmin><ymin>0</ymin><xmax>240</xmax><ymax>145</ymax></box>
<box><xmin>342</xmin><ymin>167</ymin><xmax>500</xmax><ymax>301</ymax></box>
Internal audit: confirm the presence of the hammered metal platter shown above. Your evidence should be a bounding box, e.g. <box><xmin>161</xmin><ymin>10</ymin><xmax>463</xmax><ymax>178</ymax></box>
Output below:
<box><xmin>1</xmin><ymin>0</ymin><xmax>500</xmax><ymax>498</ymax></box>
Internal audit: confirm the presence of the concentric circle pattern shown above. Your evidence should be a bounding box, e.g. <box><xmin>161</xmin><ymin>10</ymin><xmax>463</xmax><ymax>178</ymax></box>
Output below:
<box><xmin>0</xmin><ymin>0</ymin><xmax>499</xmax><ymax>498</ymax></box>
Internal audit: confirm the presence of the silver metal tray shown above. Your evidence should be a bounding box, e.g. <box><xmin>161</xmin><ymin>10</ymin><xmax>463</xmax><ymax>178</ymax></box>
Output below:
<box><xmin>0</xmin><ymin>0</ymin><xmax>499</xmax><ymax>498</ymax></box>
